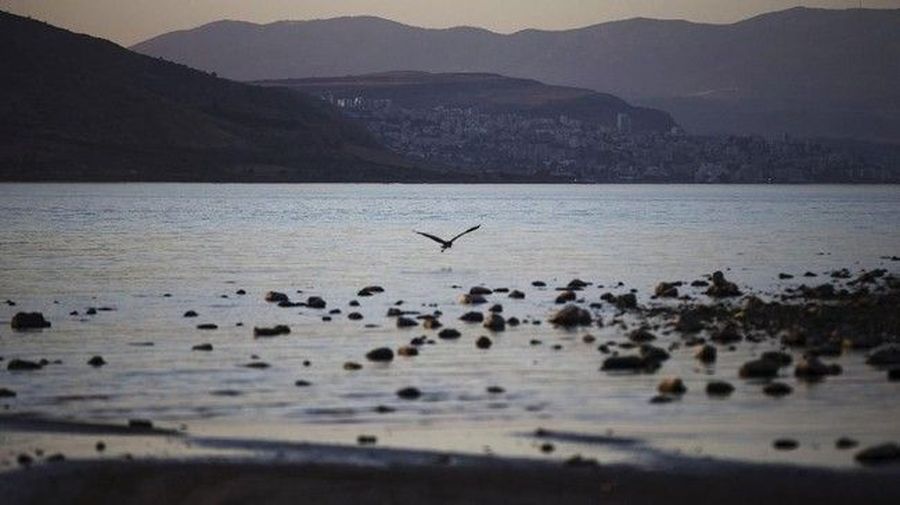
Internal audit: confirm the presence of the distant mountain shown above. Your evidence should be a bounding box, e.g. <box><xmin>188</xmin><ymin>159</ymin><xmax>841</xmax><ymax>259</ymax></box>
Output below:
<box><xmin>257</xmin><ymin>71</ymin><xmax>675</xmax><ymax>133</ymax></box>
<box><xmin>132</xmin><ymin>7</ymin><xmax>900</xmax><ymax>143</ymax></box>
<box><xmin>0</xmin><ymin>11</ymin><xmax>452</xmax><ymax>182</ymax></box>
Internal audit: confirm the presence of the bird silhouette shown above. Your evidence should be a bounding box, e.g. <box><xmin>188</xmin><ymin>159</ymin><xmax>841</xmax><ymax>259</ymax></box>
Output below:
<box><xmin>414</xmin><ymin>225</ymin><xmax>481</xmax><ymax>252</ymax></box>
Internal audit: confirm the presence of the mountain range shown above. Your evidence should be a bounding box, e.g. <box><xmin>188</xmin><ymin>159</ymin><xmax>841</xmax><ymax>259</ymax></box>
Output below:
<box><xmin>0</xmin><ymin>10</ymin><xmax>450</xmax><ymax>182</ymax></box>
<box><xmin>132</xmin><ymin>7</ymin><xmax>900</xmax><ymax>143</ymax></box>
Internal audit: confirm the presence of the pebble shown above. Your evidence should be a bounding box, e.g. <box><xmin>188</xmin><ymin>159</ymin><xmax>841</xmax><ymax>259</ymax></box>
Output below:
<box><xmin>483</xmin><ymin>314</ymin><xmax>506</xmax><ymax>332</ymax></box>
<box><xmin>87</xmin><ymin>356</ymin><xmax>107</xmax><ymax>367</ymax></box>
<box><xmin>706</xmin><ymin>381</ymin><xmax>735</xmax><ymax>396</ymax></box>
<box><xmin>476</xmin><ymin>336</ymin><xmax>493</xmax><ymax>349</ymax></box>
<box><xmin>183</xmin><ymin>310</ymin><xmax>198</xmax><ymax>318</ymax></box>
<box><xmin>763</xmin><ymin>382</ymin><xmax>792</xmax><ymax>397</ymax></box>
<box><xmin>0</xmin><ymin>388</ymin><xmax>16</xmax><ymax>397</ymax></box>
<box><xmin>835</xmin><ymin>437</ymin><xmax>859</xmax><ymax>449</ymax></box>
<box><xmin>773</xmin><ymin>438</ymin><xmax>799</xmax><ymax>450</ymax></box>
<box><xmin>192</xmin><ymin>343</ymin><xmax>213</xmax><ymax>351</ymax></box>
<box><xmin>508</xmin><ymin>290</ymin><xmax>525</xmax><ymax>299</ymax></box>
<box><xmin>438</xmin><ymin>328</ymin><xmax>461</xmax><ymax>340</ymax></box>
<box><xmin>549</xmin><ymin>305</ymin><xmax>592</xmax><ymax>327</ymax></box>
<box><xmin>460</xmin><ymin>312</ymin><xmax>484</xmax><ymax>323</ymax></box>
<box><xmin>396</xmin><ymin>387</ymin><xmax>422</xmax><ymax>399</ymax></box>
<box><xmin>10</xmin><ymin>312</ymin><xmax>51</xmax><ymax>330</ymax></box>
<box><xmin>396</xmin><ymin>317</ymin><xmax>418</xmax><ymax>328</ymax></box>
<box><xmin>7</xmin><ymin>359</ymin><xmax>43</xmax><ymax>371</ymax></box>
<box><xmin>739</xmin><ymin>358</ymin><xmax>780</xmax><ymax>379</ymax></box>
<box><xmin>343</xmin><ymin>362</ymin><xmax>362</xmax><ymax>371</ymax></box>
<box><xmin>128</xmin><ymin>419</ymin><xmax>153</xmax><ymax>429</ymax></box>
<box><xmin>366</xmin><ymin>347</ymin><xmax>394</xmax><ymax>362</ymax></box>
<box><xmin>254</xmin><ymin>325</ymin><xmax>291</xmax><ymax>337</ymax></box>
<box><xmin>855</xmin><ymin>443</ymin><xmax>900</xmax><ymax>465</ymax></box>
<box><xmin>657</xmin><ymin>377</ymin><xmax>686</xmax><ymax>395</ymax></box>
<box><xmin>397</xmin><ymin>346</ymin><xmax>419</xmax><ymax>357</ymax></box>
<box><xmin>694</xmin><ymin>344</ymin><xmax>717</xmax><ymax>363</ymax></box>
<box><xmin>196</xmin><ymin>323</ymin><xmax>218</xmax><ymax>330</ymax></box>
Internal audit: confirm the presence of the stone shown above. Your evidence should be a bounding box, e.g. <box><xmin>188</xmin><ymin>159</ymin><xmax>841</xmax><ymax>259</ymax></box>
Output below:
<box><xmin>794</xmin><ymin>356</ymin><xmax>841</xmax><ymax>379</ymax></box>
<box><xmin>835</xmin><ymin>437</ymin><xmax>859</xmax><ymax>450</ymax></box>
<box><xmin>760</xmin><ymin>351</ymin><xmax>792</xmax><ymax>366</ymax></box>
<box><xmin>10</xmin><ymin>312</ymin><xmax>51</xmax><ymax>330</ymax></box>
<box><xmin>196</xmin><ymin>323</ymin><xmax>218</xmax><ymax>330</ymax></box>
<box><xmin>555</xmin><ymin>291</ymin><xmax>576</xmax><ymax>304</ymax></box>
<box><xmin>343</xmin><ymin>362</ymin><xmax>362</xmax><ymax>371</ymax></box>
<box><xmin>366</xmin><ymin>347</ymin><xmax>394</xmax><ymax>362</ymax></box>
<box><xmin>601</xmin><ymin>355</ymin><xmax>657</xmax><ymax>372</ymax></box>
<box><xmin>488</xmin><ymin>304</ymin><xmax>503</xmax><ymax>313</ymax></box>
<box><xmin>305</xmin><ymin>296</ymin><xmax>326</xmax><ymax>309</ymax></box>
<box><xmin>243</xmin><ymin>362</ymin><xmax>270</xmax><ymax>369</ymax></box>
<box><xmin>128</xmin><ymin>419</ymin><xmax>153</xmax><ymax>429</ymax></box>
<box><xmin>889</xmin><ymin>368</ymin><xmax>900</xmax><ymax>381</ymax></box>
<box><xmin>628</xmin><ymin>327</ymin><xmax>656</xmax><ymax>343</ymax></box>
<box><xmin>183</xmin><ymin>310</ymin><xmax>198</xmax><ymax>318</ymax></box>
<box><xmin>778</xmin><ymin>273</ymin><xmax>794</xmax><ymax>279</ymax></box>
<box><xmin>508</xmin><ymin>290</ymin><xmax>525</xmax><ymax>299</ymax></box>
<box><xmin>654</xmin><ymin>282</ymin><xmax>679</xmax><ymax>298</ymax></box>
<box><xmin>7</xmin><ymin>359</ymin><xmax>43</xmax><ymax>371</ymax></box>
<box><xmin>0</xmin><ymin>388</ymin><xmax>17</xmax><ymax>398</ymax></box>
<box><xmin>397</xmin><ymin>346</ymin><xmax>419</xmax><ymax>357</ymax></box>
<box><xmin>470</xmin><ymin>286</ymin><xmax>493</xmax><ymax>295</ymax></box>
<box><xmin>773</xmin><ymin>438</ymin><xmax>799</xmax><ymax>450</ymax></box>
<box><xmin>640</xmin><ymin>344</ymin><xmax>670</xmax><ymax>363</ymax></box>
<box><xmin>253</xmin><ymin>325</ymin><xmax>290</xmax><ymax>337</ymax></box>
<box><xmin>507</xmin><ymin>317</ymin><xmax>520</xmax><ymax>326</ymax></box>
<box><xmin>357</xmin><ymin>435</ymin><xmax>377</xmax><ymax>445</ymax></box>
<box><xmin>460</xmin><ymin>312</ymin><xmax>484</xmax><ymax>323</ymax></box>
<box><xmin>459</xmin><ymin>293</ymin><xmax>488</xmax><ymax>305</ymax></box>
<box><xmin>192</xmin><ymin>343</ymin><xmax>213</xmax><ymax>351</ymax></box>
<box><xmin>396</xmin><ymin>317</ymin><xmax>418</xmax><ymax>328</ymax></box>
<box><xmin>486</xmin><ymin>386</ymin><xmax>505</xmax><ymax>394</ymax></box>
<box><xmin>705</xmin><ymin>271</ymin><xmax>742</xmax><ymax>298</ymax></box>
<box><xmin>711</xmin><ymin>323</ymin><xmax>742</xmax><ymax>344</ymax></box>
<box><xmin>695</xmin><ymin>344</ymin><xmax>717</xmax><ymax>363</ymax></box>
<box><xmin>236</xmin><ymin>289</ymin><xmax>246</xmax><ymax>295</ymax></box>
<box><xmin>87</xmin><ymin>355</ymin><xmax>106</xmax><ymax>367</ymax></box>
<box><xmin>294</xmin><ymin>380</ymin><xmax>312</xmax><ymax>387</ymax></box>
<box><xmin>866</xmin><ymin>345</ymin><xmax>900</xmax><ymax>366</ymax></box>
<box><xmin>615</xmin><ymin>293</ymin><xmax>637</xmax><ymax>309</ymax></box>
<box><xmin>347</xmin><ymin>312</ymin><xmax>363</xmax><ymax>320</ymax></box>
<box><xmin>763</xmin><ymin>382</ymin><xmax>792</xmax><ymax>397</ymax></box>
<box><xmin>657</xmin><ymin>377</ymin><xmax>686</xmax><ymax>394</ymax></box>
<box><xmin>739</xmin><ymin>359</ymin><xmax>780</xmax><ymax>379</ymax></box>
<box><xmin>706</xmin><ymin>381</ymin><xmax>735</xmax><ymax>396</ymax></box>
<box><xmin>549</xmin><ymin>305</ymin><xmax>592</xmax><ymax>327</ymax></box>
<box><xmin>483</xmin><ymin>314</ymin><xmax>506</xmax><ymax>332</ymax></box>
<box><xmin>422</xmin><ymin>318</ymin><xmax>442</xmax><ymax>329</ymax></box>
<box><xmin>855</xmin><ymin>443</ymin><xmax>900</xmax><ymax>465</ymax></box>
<box><xmin>396</xmin><ymin>387</ymin><xmax>421</xmax><ymax>399</ymax></box>
<box><xmin>438</xmin><ymin>328</ymin><xmax>461</xmax><ymax>339</ymax></box>
<box><xmin>532</xmin><ymin>281</ymin><xmax>546</xmax><ymax>287</ymax></box>
<box><xmin>476</xmin><ymin>336</ymin><xmax>492</xmax><ymax>349</ymax></box>
<box><xmin>265</xmin><ymin>291</ymin><xmax>289</xmax><ymax>303</ymax></box>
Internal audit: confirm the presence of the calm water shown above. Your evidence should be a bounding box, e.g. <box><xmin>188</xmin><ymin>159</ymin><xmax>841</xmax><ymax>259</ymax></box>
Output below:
<box><xmin>1</xmin><ymin>183</ymin><xmax>899</xmax><ymax>467</ymax></box>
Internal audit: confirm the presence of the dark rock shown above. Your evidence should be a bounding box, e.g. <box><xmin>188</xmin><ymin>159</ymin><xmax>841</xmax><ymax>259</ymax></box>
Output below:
<box><xmin>855</xmin><ymin>443</ymin><xmax>900</xmax><ymax>465</ymax></box>
<box><xmin>555</xmin><ymin>291</ymin><xmax>576</xmax><ymax>304</ymax></box>
<box><xmin>243</xmin><ymin>362</ymin><xmax>270</xmax><ymax>369</ymax></box>
<box><xmin>654</xmin><ymin>282</ymin><xmax>679</xmax><ymax>298</ymax></box>
<box><xmin>803</xmin><ymin>271</ymin><xmax>818</xmax><ymax>277</ymax></box>
<box><xmin>532</xmin><ymin>281</ymin><xmax>546</xmax><ymax>287</ymax></box>
<box><xmin>470</xmin><ymin>286</ymin><xmax>493</xmax><ymax>295</ymax></box>
<box><xmin>294</xmin><ymin>380</ymin><xmax>312</xmax><ymax>387</ymax></box>
<box><xmin>357</xmin><ymin>288</ymin><xmax>374</xmax><ymax>297</ymax></box>
<box><xmin>366</xmin><ymin>347</ymin><xmax>394</xmax><ymax>362</ymax></box>
<box><xmin>265</xmin><ymin>291</ymin><xmax>289</xmax><ymax>303</ymax></box>
<box><xmin>347</xmin><ymin>312</ymin><xmax>363</xmax><ymax>320</ymax></box>
<box><xmin>396</xmin><ymin>387</ymin><xmax>421</xmax><ymax>399</ymax></box>
<box><xmin>17</xmin><ymin>454</ymin><xmax>33</xmax><ymax>466</ymax></box>
<box><xmin>763</xmin><ymin>382</ymin><xmax>792</xmax><ymax>397</ymax></box>
<box><xmin>508</xmin><ymin>290</ymin><xmax>525</xmax><ymax>299</ymax></box>
<box><xmin>640</xmin><ymin>344</ymin><xmax>670</xmax><ymax>362</ymax></box>
<box><xmin>196</xmin><ymin>323</ymin><xmax>218</xmax><ymax>330</ymax></box>
<box><xmin>397</xmin><ymin>346</ymin><xmax>419</xmax><ymax>357</ymax></box>
<box><xmin>192</xmin><ymin>343</ymin><xmax>213</xmax><ymax>351</ymax></box>
<box><xmin>46</xmin><ymin>453</ymin><xmax>66</xmax><ymax>463</ymax></box>
<box><xmin>778</xmin><ymin>273</ymin><xmax>794</xmax><ymax>279</ymax></box>
<box><xmin>706</xmin><ymin>381</ymin><xmax>735</xmax><ymax>396</ymax></box>
<box><xmin>540</xmin><ymin>443</ymin><xmax>555</xmax><ymax>454</ymax></box>
<box><xmin>866</xmin><ymin>345</ymin><xmax>900</xmax><ymax>366</ymax></box>
<box><xmin>7</xmin><ymin>359</ymin><xmax>43</xmax><ymax>371</ymax></box>
<box><xmin>183</xmin><ymin>310</ymin><xmax>198</xmax><ymax>318</ymax></box>
<box><xmin>253</xmin><ymin>325</ymin><xmax>291</xmax><ymax>337</ymax></box>
<box><xmin>695</xmin><ymin>344</ymin><xmax>717</xmax><ymax>363</ymax></box>
<box><xmin>549</xmin><ymin>305</ymin><xmax>592</xmax><ymax>327</ymax></box>
<box><xmin>329</xmin><ymin>309</ymin><xmax>341</xmax><ymax>315</ymax></box>
<box><xmin>86</xmin><ymin>307</ymin><xmax>98</xmax><ymax>315</ymax></box>
<box><xmin>422</xmin><ymin>318</ymin><xmax>442</xmax><ymax>330</ymax></box>
<box><xmin>761</xmin><ymin>351</ymin><xmax>793</xmax><ymax>366</ymax></box>
<box><xmin>711</xmin><ymin>323</ymin><xmax>742</xmax><ymax>344</ymax></box>
<box><xmin>615</xmin><ymin>293</ymin><xmax>637</xmax><ymax>309</ymax></box>
<box><xmin>476</xmin><ymin>336</ymin><xmax>492</xmax><ymax>349</ymax></box>
<box><xmin>483</xmin><ymin>314</ymin><xmax>506</xmax><ymax>332</ymax></box>
<box><xmin>628</xmin><ymin>327</ymin><xmax>656</xmax><ymax>343</ymax></box>
<box><xmin>343</xmin><ymin>362</ymin><xmax>362</xmax><ymax>371</ymax></box>
<box><xmin>601</xmin><ymin>355</ymin><xmax>658</xmax><ymax>372</ymax></box>
<box><xmin>657</xmin><ymin>377</ymin><xmax>686</xmax><ymax>394</ymax></box>
<box><xmin>564</xmin><ymin>455</ymin><xmax>598</xmax><ymax>467</ymax></box>
<box><xmin>0</xmin><ymin>388</ymin><xmax>16</xmax><ymax>398</ymax></box>
<box><xmin>488</xmin><ymin>304</ymin><xmax>503</xmax><ymax>313</ymax></box>
<box><xmin>739</xmin><ymin>359</ymin><xmax>780</xmax><ymax>379</ymax></box>
<box><xmin>236</xmin><ymin>289</ymin><xmax>246</xmax><ymax>295</ymax></box>
<box><xmin>374</xmin><ymin>405</ymin><xmax>395</xmax><ymax>414</ymax></box>
<box><xmin>357</xmin><ymin>435</ymin><xmax>377</xmax><ymax>445</ymax></box>
<box><xmin>460</xmin><ymin>311</ymin><xmax>484</xmax><ymax>323</ymax></box>
<box><xmin>10</xmin><ymin>312</ymin><xmax>51</xmax><ymax>330</ymax></box>
<box><xmin>306</xmin><ymin>296</ymin><xmax>326</xmax><ymax>309</ymax></box>
<box><xmin>706</xmin><ymin>271</ymin><xmax>741</xmax><ymax>298</ymax></box>
<box><xmin>396</xmin><ymin>317</ymin><xmax>418</xmax><ymax>328</ymax></box>
<box><xmin>277</xmin><ymin>300</ymin><xmax>303</xmax><ymax>307</ymax></box>
<box><xmin>773</xmin><ymin>438</ymin><xmax>799</xmax><ymax>450</ymax></box>
<box><xmin>568</xmin><ymin>279</ymin><xmax>590</xmax><ymax>289</ymax></box>
<box><xmin>795</xmin><ymin>356</ymin><xmax>841</xmax><ymax>379</ymax></box>
<box><xmin>486</xmin><ymin>386</ymin><xmax>505</xmax><ymax>394</ymax></box>
<box><xmin>506</xmin><ymin>317</ymin><xmax>520</xmax><ymax>326</ymax></box>
<box><xmin>836</xmin><ymin>437</ymin><xmax>859</xmax><ymax>449</ymax></box>
<box><xmin>459</xmin><ymin>293</ymin><xmax>488</xmax><ymax>305</ymax></box>
<box><xmin>349</xmin><ymin>300</ymin><xmax>360</xmax><ymax>307</ymax></box>
<box><xmin>690</xmin><ymin>280</ymin><xmax>710</xmax><ymax>287</ymax></box>
<box><xmin>438</xmin><ymin>328</ymin><xmax>461</xmax><ymax>340</ymax></box>
<box><xmin>128</xmin><ymin>419</ymin><xmax>153</xmax><ymax>429</ymax></box>
<box><xmin>889</xmin><ymin>368</ymin><xmax>900</xmax><ymax>381</ymax></box>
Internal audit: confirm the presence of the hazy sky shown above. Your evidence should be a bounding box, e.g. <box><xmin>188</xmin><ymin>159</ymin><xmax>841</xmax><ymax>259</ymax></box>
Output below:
<box><xmin>3</xmin><ymin>0</ymin><xmax>899</xmax><ymax>46</ymax></box>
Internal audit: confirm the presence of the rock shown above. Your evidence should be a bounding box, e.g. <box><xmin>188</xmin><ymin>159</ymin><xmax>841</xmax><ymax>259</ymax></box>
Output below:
<box><xmin>549</xmin><ymin>305</ymin><xmax>592</xmax><ymax>327</ymax></box>
<box><xmin>706</xmin><ymin>381</ymin><xmax>735</xmax><ymax>396</ymax></box>
<box><xmin>640</xmin><ymin>344</ymin><xmax>670</xmax><ymax>363</ymax></box>
<box><xmin>889</xmin><ymin>368</ymin><xmax>900</xmax><ymax>381</ymax></box>
<box><xmin>192</xmin><ymin>343</ymin><xmax>213</xmax><ymax>351</ymax></box>
<box><xmin>17</xmin><ymin>454</ymin><xmax>33</xmax><ymax>466</ymax></box>
<box><xmin>842</xmin><ymin>334</ymin><xmax>882</xmax><ymax>350</ymax></box>
<box><xmin>506</xmin><ymin>317</ymin><xmax>520</xmax><ymax>326</ymax></box>
<box><xmin>690</xmin><ymin>280</ymin><xmax>710</xmax><ymax>287</ymax></box>
<box><xmin>601</xmin><ymin>355</ymin><xmax>658</xmax><ymax>372</ymax></box>
<box><xmin>568</xmin><ymin>279</ymin><xmax>590</xmax><ymax>289</ymax></box>
<box><xmin>614</xmin><ymin>293</ymin><xmax>637</xmax><ymax>309</ymax></box>
<box><xmin>357</xmin><ymin>435</ymin><xmax>377</xmax><ymax>445</ymax></box>
<box><xmin>486</xmin><ymin>386</ymin><xmax>505</xmax><ymax>394</ymax></box>
<box><xmin>803</xmin><ymin>271</ymin><xmax>817</xmax><ymax>277</ymax></box>
<box><xmin>349</xmin><ymin>300</ymin><xmax>360</xmax><ymax>307</ymax></box>
<box><xmin>654</xmin><ymin>282</ymin><xmax>679</xmax><ymax>298</ymax></box>
<box><xmin>532</xmin><ymin>281</ymin><xmax>546</xmax><ymax>287</ymax></box>
<box><xmin>540</xmin><ymin>443</ymin><xmax>555</xmax><ymax>454</ymax></box>
<box><xmin>760</xmin><ymin>351</ymin><xmax>792</xmax><ymax>366</ymax></box>
<box><xmin>740</xmin><ymin>359</ymin><xmax>780</xmax><ymax>378</ymax></box>
<box><xmin>650</xmin><ymin>394</ymin><xmax>675</xmax><ymax>404</ymax></box>
<box><xmin>763</xmin><ymin>382</ymin><xmax>792</xmax><ymax>397</ymax></box>
<box><xmin>628</xmin><ymin>327</ymin><xmax>656</xmax><ymax>343</ymax></box>
<box><xmin>243</xmin><ymin>362</ymin><xmax>270</xmax><ymax>369</ymax></box>
<box><xmin>459</xmin><ymin>312</ymin><xmax>484</xmax><ymax>323</ymax></box>
<box><xmin>778</xmin><ymin>273</ymin><xmax>794</xmax><ymax>279</ymax></box>
<box><xmin>357</xmin><ymin>288</ymin><xmax>374</xmax><ymax>297</ymax></box>
<box><xmin>706</xmin><ymin>271</ymin><xmax>742</xmax><ymax>298</ymax></box>
<box><xmin>555</xmin><ymin>291</ymin><xmax>576</xmax><ymax>304</ymax></box>
<box><xmin>773</xmin><ymin>438</ymin><xmax>799</xmax><ymax>450</ymax></box>
<box><xmin>343</xmin><ymin>362</ymin><xmax>362</xmax><ymax>371</ymax></box>
<box><xmin>128</xmin><ymin>419</ymin><xmax>153</xmax><ymax>429</ymax></box>
<box><xmin>470</xmin><ymin>286</ymin><xmax>493</xmax><ymax>295</ymax></box>
<box><xmin>476</xmin><ymin>336</ymin><xmax>493</xmax><ymax>349</ymax></box>
<box><xmin>366</xmin><ymin>347</ymin><xmax>394</xmax><ymax>362</ymax></box>
<box><xmin>695</xmin><ymin>345</ymin><xmax>717</xmax><ymax>363</ymax></box>
<box><xmin>438</xmin><ymin>328</ymin><xmax>461</xmax><ymax>340</ymax></box>
<box><xmin>794</xmin><ymin>356</ymin><xmax>841</xmax><ymax>379</ymax></box>
<box><xmin>711</xmin><ymin>323</ymin><xmax>742</xmax><ymax>344</ymax></box>
<box><xmin>265</xmin><ymin>291</ymin><xmax>289</xmax><ymax>303</ymax></box>
<box><xmin>397</xmin><ymin>346</ymin><xmax>419</xmax><ymax>357</ymax></box>
<box><xmin>835</xmin><ymin>437</ymin><xmax>859</xmax><ymax>449</ymax></box>
<box><xmin>459</xmin><ymin>293</ymin><xmax>488</xmax><ymax>305</ymax></box>
<box><xmin>396</xmin><ymin>317</ymin><xmax>418</xmax><ymax>328</ymax></box>
<box><xmin>10</xmin><ymin>312</ymin><xmax>51</xmax><ymax>330</ymax></box>
<box><xmin>306</xmin><ymin>296</ymin><xmax>326</xmax><ymax>309</ymax></box>
<box><xmin>866</xmin><ymin>345</ymin><xmax>900</xmax><ymax>366</ymax></box>
<box><xmin>855</xmin><ymin>443</ymin><xmax>900</xmax><ymax>465</ymax></box>
<box><xmin>196</xmin><ymin>323</ymin><xmax>218</xmax><ymax>330</ymax></box>
<box><xmin>294</xmin><ymin>380</ymin><xmax>312</xmax><ymax>387</ymax></box>
<box><xmin>396</xmin><ymin>387</ymin><xmax>421</xmax><ymax>399</ymax></box>
<box><xmin>508</xmin><ymin>290</ymin><xmax>525</xmax><ymax>299</ymax></box>
<box><xmin>488</xmin><ymin>304</ymin><xmax>503</xmax><ymax>313</ymax></box>
<box><xmin>0</xmin><ymin>388</ymin><xmax>16</xmax><ymax>398</ymax></box>
<box><xmin>236</xmin><ymin>289</ymin><xmax>246</xmax><ymax>295</ymax></box>
<box><xmin>483</xmin><ymin>314</ymin><xmax>506</xmax><ymax>332</ymax></box>
<box><xmin>86</xmin><ymin>307</ymin><xmax>97</xmax><ymax>315</ymax></box>
<box><xmin>422</xmin><ymin>318</ymin><xmax>442</xmax><ymax>330</ymax></box>
<box><xmin>183</xmin><ymin>310</ymin><xmax>198</xmax><ymax>318</ymax></box>
<box><xmin>253</xmin><ymin>325</ymin><xmax>291</xmax><ymax>337</ymax></box>
<box><xmin>7</xmin><ymin>359</ymin><xmax>43</xmax><ymax>371</ymax></box>
<box><xmin>657</xmin><ymin>377</ymin><xmax>686</xmax><ymax>394</ymax></box>
<box><xmin>347</xmin><ymin>312</ymin><xmax>363</xmax><ymax>320</ymax></box>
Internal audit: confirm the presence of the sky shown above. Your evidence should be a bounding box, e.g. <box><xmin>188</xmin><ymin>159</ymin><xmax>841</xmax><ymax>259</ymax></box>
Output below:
<box><xmin>2</xmin><ymin>0</ymin><xmax>899</xmax><ymax>46</ymax></box>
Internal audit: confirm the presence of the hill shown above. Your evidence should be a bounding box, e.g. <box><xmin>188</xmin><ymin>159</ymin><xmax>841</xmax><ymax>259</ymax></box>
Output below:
<box><xmin>0</xmin><ymin>11</ymin><xmax>452</xmax><ymax>182</ymax></box>
<box><xmin>132</xmin><ymin>8</ymin><xmax>900</xmax><ymax>143</ymax></box>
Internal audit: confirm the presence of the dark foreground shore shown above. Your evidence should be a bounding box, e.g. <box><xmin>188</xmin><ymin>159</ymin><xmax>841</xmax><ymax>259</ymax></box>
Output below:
<box><xmin>2</xmin><ymin>455</ymin><xmax>900</xmax><ymax>505</ymax></box>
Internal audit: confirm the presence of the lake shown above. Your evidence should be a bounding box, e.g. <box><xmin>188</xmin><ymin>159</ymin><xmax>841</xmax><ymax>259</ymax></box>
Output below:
<box><xmin>1</xmin><ymin>183</ymin><xmax>899</xmax><ymax>467</ymax></box>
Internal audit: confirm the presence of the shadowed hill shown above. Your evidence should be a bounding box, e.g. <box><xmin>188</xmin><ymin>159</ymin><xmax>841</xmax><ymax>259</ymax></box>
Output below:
<box><xmin>0</xmin><ymin>11</ymin><xmax>455</xmax><ymax>182</ymax></box>
<box><xmin>132</xmin><ymin>8</ymin><xmax>900</xmax><ymax>143</ymax></box>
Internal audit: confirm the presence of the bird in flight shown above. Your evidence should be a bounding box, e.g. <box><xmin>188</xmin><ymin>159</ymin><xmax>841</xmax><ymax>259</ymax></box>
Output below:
<box><xmin>414</xmin><ymin>225</ymin><xmax>481</xmax><ymax>252</ymax></box>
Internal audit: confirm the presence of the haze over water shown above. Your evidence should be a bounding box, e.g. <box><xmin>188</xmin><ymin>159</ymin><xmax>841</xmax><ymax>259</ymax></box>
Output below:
<box><xmin>2</xmin><ymin>183</ymin><xmax>900</xmax><ymax>467</ymax></box>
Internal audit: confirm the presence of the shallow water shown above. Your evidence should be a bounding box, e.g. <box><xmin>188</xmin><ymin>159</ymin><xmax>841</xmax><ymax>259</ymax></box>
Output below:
<box><xmin>1</xmin><ymin>183</ymin><xmax>899</xmax><ymax>468</ymax></box>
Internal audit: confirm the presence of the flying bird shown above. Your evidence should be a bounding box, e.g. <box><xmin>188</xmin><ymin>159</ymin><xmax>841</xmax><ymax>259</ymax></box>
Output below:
<box><xmin>414</xmin><ymin>225</ymin><xmax>481</xmax><ymax>252</ymax></box>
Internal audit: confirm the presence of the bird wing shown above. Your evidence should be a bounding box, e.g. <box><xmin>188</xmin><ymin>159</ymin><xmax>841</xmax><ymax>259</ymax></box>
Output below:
<box><xmin>448</xmin><ymin>224</ymin><xmax>481</xmax><ymax>243</ymax></box>
<box><xmin>414</xmin><ymin>231</ymin><xmax>449</xmax><ymax>245</ymax></box>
